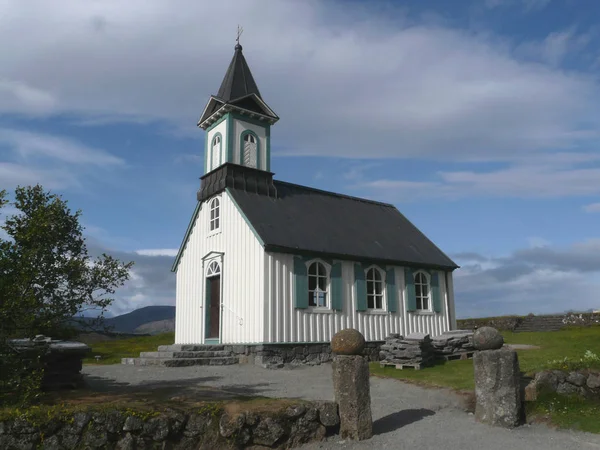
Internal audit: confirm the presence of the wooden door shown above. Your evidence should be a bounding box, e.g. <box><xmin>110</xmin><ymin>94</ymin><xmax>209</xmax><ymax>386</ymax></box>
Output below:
<box><xmin>208</xmin><ymin>276</ymin><xmax>221</xmax><ymax>338</ymax></box>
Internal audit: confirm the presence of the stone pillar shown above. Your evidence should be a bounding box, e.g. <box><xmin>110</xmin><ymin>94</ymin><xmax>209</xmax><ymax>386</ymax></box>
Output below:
<box><xmin>472</xmin><ymin>327</ymin><xmax>523</xmax><ymax>428</ymax></box>
<box><xmin>331</xmin><ymin>329</ymin><xmax>373</xmax><ymax>441</ymax></box>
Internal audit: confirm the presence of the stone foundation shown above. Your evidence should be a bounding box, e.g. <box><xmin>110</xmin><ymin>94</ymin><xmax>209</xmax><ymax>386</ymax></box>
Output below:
<box><xmin>225</xmin><ymin>342</ymin><xmax>383</xmax><ymax>368</ymax></box>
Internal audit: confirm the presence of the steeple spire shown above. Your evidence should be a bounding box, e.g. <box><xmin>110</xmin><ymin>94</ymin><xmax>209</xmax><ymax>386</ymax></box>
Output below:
<box><xmin>216</xmin><ymin>40</ymin><xmax>262</xmax><ymax>103</ymax></box>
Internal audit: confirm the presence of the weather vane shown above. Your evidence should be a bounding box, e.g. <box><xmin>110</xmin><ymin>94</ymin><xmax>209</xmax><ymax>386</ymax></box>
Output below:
<box><xmin>236</xmin><ymin>25</ymin><xmax>244</xmax><ymax>45</ymax></box>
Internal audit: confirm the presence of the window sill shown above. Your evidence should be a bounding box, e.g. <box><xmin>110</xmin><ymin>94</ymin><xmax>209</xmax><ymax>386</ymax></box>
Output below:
<box><xmin>412</xmin><ymin>311</ymin><xmax>436</xmax><ymax>316</ymax></box>
<box><xmin>363</xmin><ymin>310</ymin><xmax>389</xmax><ymax>315</ymax></box>
<box><xmin>305</xmin><ymin>307</ymin><xmax>333</xmax><ymax>314</ymax></box>
<box><xmin>207</xmin><ymin>230</ymin><xmax>221</xmax><ymax>238</ymax></box>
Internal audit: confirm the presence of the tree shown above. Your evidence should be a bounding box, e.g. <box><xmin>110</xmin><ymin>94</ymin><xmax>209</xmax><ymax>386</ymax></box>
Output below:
<box><xmin>0</xmin><ymin>185</ymin><xmax>133</xmax><ymax>404</ymax></box>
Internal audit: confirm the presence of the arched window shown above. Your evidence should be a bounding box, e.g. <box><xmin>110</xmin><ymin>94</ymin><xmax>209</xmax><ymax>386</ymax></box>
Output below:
<box><xmin>211</xmin><ymin>134</ymin><xmax>222</xmax><ymax>170</ymax></box>
<box><xmin>366</xmin><ymin>267</ymin><xmax>384</xmax><ymax>309</ymax></box>
<box><xmin>209</xmin><ymin>197</ymin><xmax>220</xmax><ymax>231</ymax></box>
<box><xmin>243</xmin><ymin>133</ymin><xmax>257</xmax><ymax>168</ymax></box>
<box><xmin>207</xmin><ymin>260</ymin><xmax>221</xmax><ymax>277</ymax></box>
<box><xmin>414</xmin><ymin>272</ymin><xmax>430</xmax><ymax>310</ymax></box>
<box><xmin>308</xmin><ymin>261</ymin><xmax>328</xmax><ymax>307</ymax></box>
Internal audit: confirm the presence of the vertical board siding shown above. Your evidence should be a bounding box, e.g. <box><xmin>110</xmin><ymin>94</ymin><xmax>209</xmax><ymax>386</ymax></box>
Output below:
<box><xmin>263</xmin><ymin>254</ymin><xmax>452</xmax><ymax>343</ymax></box>
<box><xmin>174</xmin><ymin>191</ymin><xmax>264</xmax><ymax>344</ymax></box>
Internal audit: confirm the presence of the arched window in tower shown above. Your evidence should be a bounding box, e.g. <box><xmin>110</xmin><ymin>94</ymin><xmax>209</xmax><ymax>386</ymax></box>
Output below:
<box><xmin>243</xmin><ymin>133</ymin><xmax>257</xmax><ymax>168</ymax></box>
<box><xmin>211</xmin><ymin>135</ymin><xmax>222</xmax><ymax>170</ymax></box>
<box><xmin>209</xmin><ymin>197</ymin><xmax>220</xmax><ymax>232</ymax></box>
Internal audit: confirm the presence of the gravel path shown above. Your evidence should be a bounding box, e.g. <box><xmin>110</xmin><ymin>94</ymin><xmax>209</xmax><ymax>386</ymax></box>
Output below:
<box><xmin>83</xmin><ymin>364</ymin><xmax>600</xmax><ymax>450</ymax></box>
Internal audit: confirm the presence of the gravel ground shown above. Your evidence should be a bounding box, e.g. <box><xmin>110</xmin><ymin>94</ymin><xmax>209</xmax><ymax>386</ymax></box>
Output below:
<box><xmin>83</xmin><ymin>363</ymin><xmax>600</xmax><ymax>450</ymax></box>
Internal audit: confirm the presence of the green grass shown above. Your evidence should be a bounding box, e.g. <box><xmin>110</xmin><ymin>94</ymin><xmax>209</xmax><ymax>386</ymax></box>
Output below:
<box><xmin>83</xmin><ymin>332</ymin><xmax>175</xmax><ymax>365</ymax></box>
<box><xmin>371</xmin><ymin>359</ymin><xmax>475</xmax><ymax>390</ymax></box>
<box><xmin>526</xmin><ymin>392</ymin><xmax>600</xmax><ymax>434</ymax></box>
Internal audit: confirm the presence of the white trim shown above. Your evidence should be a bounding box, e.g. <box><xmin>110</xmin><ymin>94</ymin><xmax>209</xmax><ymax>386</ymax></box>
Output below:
<box><xmin>413</xmin><ymin>270</ymin><xmax>433</xmax><ymax>313</ymax></box>
<box><xmin>208</xmin><ymin>196</ymin><xmax>221</xmax><ymax>235</ymax></box>
<box><xmin>197</xmin><ymin>96</ymin><xmax>224</xmax><ymax>127</ymax></box>
<box><xmin>364</xmin><ymin>264</ymin><xmax>386</xmax><ymax>311</ymax></box>
<box><xmin>306</xmin><ymin>258</ymin><xmax>332</xmax><ymax>311</ymax></box>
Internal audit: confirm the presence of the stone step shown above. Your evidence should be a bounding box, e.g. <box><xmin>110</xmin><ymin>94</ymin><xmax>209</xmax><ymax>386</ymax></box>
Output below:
<box><xmin>139</xmin><ymin>351</ymin><xmax>232</xmax><ymax>358</ymax></box>
<box><xmin>157</xmin><ymin>344</ymin><xmax>225</xmax><ymax>352</ymax></box>
<box><xmin>121</xmin><ymin>356</ymin><xmax>238</xmax><ymax>367</ymax></box>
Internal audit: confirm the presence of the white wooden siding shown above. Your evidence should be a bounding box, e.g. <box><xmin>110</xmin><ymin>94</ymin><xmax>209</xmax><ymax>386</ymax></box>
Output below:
<box><xmin>232</xmin><ymin>118</ymin><xmax>267</xmax><ymax>169</ymax></box>
<box><xmin>263</xmin><ymin>252</ymin><xmax>452</xmax><ymax>343</ymax></box>
<box><xmin>174</xmin><ymin>191</ymin><xmax>265</xmax><ymax>344</ymax></box>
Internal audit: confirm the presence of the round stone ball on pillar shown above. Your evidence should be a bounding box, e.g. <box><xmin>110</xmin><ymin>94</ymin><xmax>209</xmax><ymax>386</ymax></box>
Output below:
<box><xmin>331</xmin><ymin>328</ymin><xmax>366</xmax><ymax>356</ymax></box>
<box><xmin>473</xmin><ymin>326</ymin><xmax>504</xmax><ymax>351</ymax></box>
<box><xmin>331</xmin><ymin>328</ymin><xmax>373</xmax><ymax>441</ymax></box>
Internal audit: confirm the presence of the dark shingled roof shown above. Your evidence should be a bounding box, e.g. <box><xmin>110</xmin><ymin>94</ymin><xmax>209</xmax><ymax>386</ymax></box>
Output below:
<box><xmin>217</xmin><ymin>44</ymin><xmax>262</xmax><ymax>102</ymax></box>
<box><xmin>228</xmin><ymin>181</ymin><xmax>459</xmax><ymax>270</ymax></box>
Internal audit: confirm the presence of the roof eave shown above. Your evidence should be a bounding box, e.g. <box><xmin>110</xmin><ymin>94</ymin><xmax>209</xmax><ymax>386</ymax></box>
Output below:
<box><xmin>199</xmin><ymin>102</ymin><xmax>278</xmax><ymax>130</ymax></box>
<box><xmin>262</xmin><ymin>244</ymin><xmax>460</xmax><ymax>271</ymax></box>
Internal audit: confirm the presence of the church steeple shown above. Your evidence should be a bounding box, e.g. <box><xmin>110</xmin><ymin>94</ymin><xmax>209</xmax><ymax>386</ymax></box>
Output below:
<box><xmin>198</xmin><ymin>39</ymin><xmax>278</xmax><ymax>175</ymax></box>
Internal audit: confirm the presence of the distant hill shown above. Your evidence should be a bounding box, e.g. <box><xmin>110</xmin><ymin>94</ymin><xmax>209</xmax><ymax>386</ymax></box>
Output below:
<box><xmin>134</xmin><ymin>318</ymin><xmax>175</xmax><ymax>335</ymax></box>
<box><xmin>102</xmin><ymin>306</ymin><xmax>175</xmax><ymax>334</ymax></box>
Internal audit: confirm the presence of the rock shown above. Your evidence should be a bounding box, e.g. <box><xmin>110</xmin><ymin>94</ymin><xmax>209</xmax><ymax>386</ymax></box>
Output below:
<box><xmin>115</xmin><ymin>432</ymin><xmax>135</xmax><ymax>450</ymax></box>
<box><xmin>473</xmin><ymin>347</ymin><xmax>522</xmax><ymax>428</ymax></box>
<box><xmin>105</xmin><ymin>411</ymin><xmax>125</xmax><ymax>434</ymax></box>
<box><xmin>143</xmin><ymin>417</ymin><xmax>170</xmax><ymax>441</ymax></box>
<box><xmin>534</xmin><ymin>371</ymin><xmax>558</xmax><ymax>392</ymax></box>
<box><xmin>317</xmin><ymin>402</ymin><xmax>340</xmax><ymax>427</ymax></box>
<box><xmin>285</xmin><ymin>404</ymin><xmax>306</xmax><ymax>419</ymax></box>
<box><xmin>122</xmin><ymin>415</ymin><xmax>143</xmax><ymax>432</ymax></box>
<box><xmin>82</xmin><ymin>422</ymin><xmax>109</xmax><ymax>449</ymax></box>
<box><xmin>183</xmin><ymin>414</ymin><xmax>208</xmax><ymax>437</ymax></box>
<box><xmin>245</xmin><ymin>412</ymin><xmax>260</xmax><ymax>427</ymax></box>
<box><xmin>473</xmin><ymin>327</ymin><xmax>504</xmax><ymax>350</ymax></box>
<box><xmin>218</xmin><ymin>413</ymin><xmax>245</xmax><ymax>438</ymax></box>
<box><xmin>0</xmin><ymin>433</ymin><xmax>40</xmax><ymax>450</ymax></box>
<box><xmin>556</xmin><ymin>382</ymin><xmax>579</xmax><ymax>395</ymax></box>
<box><xmin>524</xmin><ymin>380</ymin><xmax>538</xmax><ymax>401</ymax></box>
<box><xmin>253</xmin><ymin>417</ymin><xmax>285</xmax><ymax>446</ymax></box>
<box><xmin>331</xmin><ymin>329</ymin><xmax>365</xmax><ymax>356</ymax></box>
<box><xmin>587</xmin><ymin>373</ymin><xmax>600</xmax><ymax>390</ymax></box>
<box><xmin>289</xmin><ymin>417</ymin><xmax>326</xmax><ymax>447</ymax></box>
<box><xmin>332</xmin><ymin>355</ymin><xmax>373</xmax><ymax>440</ymax></box>
<box><xmin>567</xmin><ymin>371</ymin><xmax>587</xmax><ymax>387</ymax></box>
<box><xmin>40</xmin><ymin>434</ymin><xmax>61</xmax><ymax>450</ymax></box>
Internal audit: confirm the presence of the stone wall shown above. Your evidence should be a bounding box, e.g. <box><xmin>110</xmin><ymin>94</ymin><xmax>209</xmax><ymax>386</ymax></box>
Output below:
<box><xmin>525</xmin><ymin>369</ymin><xmax>600</xmax><ymax>401</ymax></box>
<box><xmin>226</xmin><ymin>342</ymin><xmax>382</xmax><ymax>368</ymax></box>
<box><xmin>457</xmin><ymin>316</ymin><xmax>525</xmax><ymax>332</ymax></box>
<box><xmin>458</xmin><ymin>312</ymin><xmax>600</xmax><ymax>332</ymax></box>
<box><xmin>0</xmin><ymin>401</ymin><xmax>340</xmax><ymax>449</ymax></box>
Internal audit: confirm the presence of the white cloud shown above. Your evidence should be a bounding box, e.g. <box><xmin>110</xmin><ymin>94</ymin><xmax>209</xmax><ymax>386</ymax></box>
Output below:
<box><xmin>0</xmin><ymin>0</ymin><xmax>597</xmax><ymax>164</ymax></box>
<box><xmin>583</xmin><ymin>203</ymin><xmax>600</xmax><ymax>213</ymax></box>
<box><xmin>0</xmin><ymin>128</ymin><xmax>125</xmax><ymax>191</ymax></box>
<box><xmin>0</xmin><ymin>128</ymin><xmax>124</xmax><ymax>166</ymax></box>
<box><xmin>453</xmin><ymin>240</ymin><xmax>600</xmax><ymax>318</ymax></box>
<box><xmin>354</xmin><ymin>152</ymin><xmax>600</xmax><ymax>201</ymax></box>
<box><xmin>0</xmin><ymin>79</ymin><xmax>57</xmax><ymax>114</ymax></box>
<box><xmin>135</xmin><ymin>249</ymin><xmax>178</xmax><ymax>257</ymax></box>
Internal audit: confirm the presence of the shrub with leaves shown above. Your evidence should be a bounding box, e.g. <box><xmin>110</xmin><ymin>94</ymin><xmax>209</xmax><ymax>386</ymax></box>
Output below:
<box><xmin>0</xmin><ymin>185</ymin><xmax>134</xmax><ymax>406</ymax></box>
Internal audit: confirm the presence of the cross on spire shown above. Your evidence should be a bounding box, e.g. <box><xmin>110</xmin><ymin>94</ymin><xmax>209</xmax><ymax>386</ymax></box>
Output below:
<box><xmin>236</xmin><ymin>25</ymin><xmax>244</xmax><ymax>46</ymax></box>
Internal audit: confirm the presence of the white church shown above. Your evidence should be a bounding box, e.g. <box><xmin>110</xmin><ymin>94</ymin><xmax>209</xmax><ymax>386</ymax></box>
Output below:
<box><xmin>172</xmin><ymin>42</ymin><xmax>459</xmax><ymax>348</ymax></box>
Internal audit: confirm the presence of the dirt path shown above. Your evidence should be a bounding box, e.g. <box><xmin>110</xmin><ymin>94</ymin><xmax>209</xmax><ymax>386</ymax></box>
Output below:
<box><xmin>83</xmin><ymin>363</ymin><xmax>600</xmax><ymax>450</ymax></box>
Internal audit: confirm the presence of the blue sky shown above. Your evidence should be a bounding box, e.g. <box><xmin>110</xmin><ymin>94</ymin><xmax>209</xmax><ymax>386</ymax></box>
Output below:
<box><xmin>1</xmin><ymin>0</ymin><xmax>600</xmax><ymax>318</ymax></box>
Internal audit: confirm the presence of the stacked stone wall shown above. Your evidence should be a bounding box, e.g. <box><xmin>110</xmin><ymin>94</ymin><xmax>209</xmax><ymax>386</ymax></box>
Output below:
<box><xmin>0</xmin><ymin>402</ymin><xmax>339</xmax><ymax>449</ymax></box>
